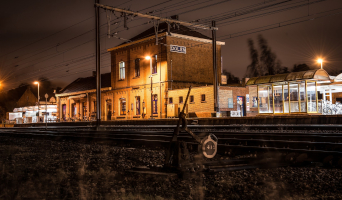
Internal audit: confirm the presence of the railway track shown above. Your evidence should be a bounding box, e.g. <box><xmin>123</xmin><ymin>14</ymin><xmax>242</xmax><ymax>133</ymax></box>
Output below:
<box><xmin>1</xmin><ymin>124</ymin><xmax>342</xmax><ymax>171</ymax></box>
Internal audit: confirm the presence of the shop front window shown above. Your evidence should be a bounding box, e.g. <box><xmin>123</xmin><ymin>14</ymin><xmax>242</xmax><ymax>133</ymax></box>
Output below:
<box><xmin>273</xmin><ymin>85</ymin><xmax>283</xmax><ymax>114</ymax></box>
<box><xmin>300</xmin><ymin>82</ymin><xmax>306</xmax><ymax>112</ymax></box>
<box><xmin>258</xmin><ymin>85</ymin><xmax>273</xmax><ymax>113</ymax></box>
<box><xmin>289</xmin><ymin>83</ymin><xmax>299</xmax><ymax>112</ymax></box>
<box><xmin>283</xmin><ymin>85</ymin><xmax>289</xmax><ymax>113</ymax></box>
<box><xmin>307</xmin><ymin>81</ymin><xmax>317</xmax><ymax>112</ymax></box>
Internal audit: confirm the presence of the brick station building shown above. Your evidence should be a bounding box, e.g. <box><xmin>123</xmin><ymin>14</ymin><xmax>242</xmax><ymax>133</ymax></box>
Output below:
<box><xmin>167</xmin><ymin>84</ymin><xmax>258</xmax><ymax>118</ymax></box>
<box><xmin>55</xmin><ymin>22</ymin><xmax>225</xmax><ymax>120</ymax></box>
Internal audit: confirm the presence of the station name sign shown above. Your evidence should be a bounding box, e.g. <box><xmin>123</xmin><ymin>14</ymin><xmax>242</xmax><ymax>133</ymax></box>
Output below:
<box><xmin>170</xmin><ymin>45</ymin><xmax>186</xmax><ymax>54</ymax></box>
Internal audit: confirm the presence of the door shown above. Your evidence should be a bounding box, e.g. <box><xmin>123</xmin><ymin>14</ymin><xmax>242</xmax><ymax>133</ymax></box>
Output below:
<box><xmin>237</xmin><ymin>96</ymin><xmax>245</xmax><ymax>116</ymax></box>
<box><xmin>107</xmin><ymin>101</ymin><xmax>112</xmax><ymax>120</ymax></box>
<box><xmin>62</xmin><ymin>104</ymin><xmax>66</xmax><ymax>120</ymax></box>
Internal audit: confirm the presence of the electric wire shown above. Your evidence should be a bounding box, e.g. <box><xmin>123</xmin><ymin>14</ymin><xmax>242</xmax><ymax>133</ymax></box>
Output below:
<box><xmin>0</xmin><ymin>0</ymin><xmax>133</xmax><ymax>59</ymax></box>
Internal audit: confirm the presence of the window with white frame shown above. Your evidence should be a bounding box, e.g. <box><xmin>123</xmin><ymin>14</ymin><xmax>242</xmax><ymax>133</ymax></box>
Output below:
<box><xmin>119</xmin><ymin>61</ymin><xmax>125</xmax><ymax>80</ymax></box>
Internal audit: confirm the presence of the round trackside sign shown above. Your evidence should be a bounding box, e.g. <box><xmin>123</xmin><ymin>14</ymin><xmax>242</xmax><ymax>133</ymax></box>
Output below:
<box><xmin>202</xmin><ymin>134</ymin><xmax>218</xmax><ymax>159</ymax></box>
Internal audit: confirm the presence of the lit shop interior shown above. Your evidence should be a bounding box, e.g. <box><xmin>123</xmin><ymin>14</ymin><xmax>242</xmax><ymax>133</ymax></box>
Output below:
<box><xmin>246</xmin><ymin>69</ymin><xmax>342</xmax><ymax>115</ymax></box>
<box><xmin>9</xmin><ymin>105</ymin><xmax>57</xmax><ymax>124</ymax></box>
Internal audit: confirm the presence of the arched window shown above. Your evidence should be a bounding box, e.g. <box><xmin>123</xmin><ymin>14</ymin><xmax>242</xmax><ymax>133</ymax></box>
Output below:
<box><xmin>119</xmin><ymin>61</ymin><xmax>125</xmax><ymax>80</ymax></box>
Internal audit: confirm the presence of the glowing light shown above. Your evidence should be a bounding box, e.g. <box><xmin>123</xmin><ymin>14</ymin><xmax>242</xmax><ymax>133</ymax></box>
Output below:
<box><xmin>145</xmin><ymin>56</ymin><xmax>151</xmax><ymax>60</ymax></box>
<box><xmin>317</xmin><ymin>58</ymin><xmax>323</xmax><ymax>69</ymax></box>
<box><xmin>34</xmin><ymin>81</ymin><xmax>39</xmax><ymax>84</ymax></box>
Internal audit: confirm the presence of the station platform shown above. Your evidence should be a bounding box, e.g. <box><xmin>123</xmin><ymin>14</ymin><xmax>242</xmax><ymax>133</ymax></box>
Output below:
<box><xmin>12</xmin><ymin>115</ymin><xmax>342</xmax><ymax>127</ymax></box>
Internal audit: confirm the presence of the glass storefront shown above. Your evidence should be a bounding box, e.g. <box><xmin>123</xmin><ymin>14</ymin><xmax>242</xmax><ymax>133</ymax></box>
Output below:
<box><xmin>257</xmin><ymin>80</ymin><xmax>318</xmax><ymax>114</ymax></box>
<box><xmin>258</xmin><ymin>85</ymin><xmax>273</xmax><ymax>113</ymax></box>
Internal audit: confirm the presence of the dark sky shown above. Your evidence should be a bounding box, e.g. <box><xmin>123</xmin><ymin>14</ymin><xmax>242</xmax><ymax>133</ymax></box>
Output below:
<box><xmin>1</xmin><ymin>0</ymin><xmax>342</xmax><ymax>90</ymax></box>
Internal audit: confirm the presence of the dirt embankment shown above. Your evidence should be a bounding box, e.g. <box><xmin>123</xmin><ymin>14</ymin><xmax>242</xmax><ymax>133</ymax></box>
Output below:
<box><xmin>0</xmin><ymin>136</ymin><xmax>342</xmax><ymax>199</ymax></box>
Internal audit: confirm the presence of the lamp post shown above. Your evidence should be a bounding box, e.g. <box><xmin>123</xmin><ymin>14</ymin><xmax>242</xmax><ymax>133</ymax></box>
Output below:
<box><xmin>34</xmin><ymin>81</ymin><xmax>40</xmax><ymax>120</ymax></box>
<box><xmin>145</xmin><ymin>56</ymin><xmax>153</xmax><ymax>119</ymax></box>
<box><xmin>317</xmin><ymin>58</ymin><xmax>323</xmax><ymax>69</ymax></box>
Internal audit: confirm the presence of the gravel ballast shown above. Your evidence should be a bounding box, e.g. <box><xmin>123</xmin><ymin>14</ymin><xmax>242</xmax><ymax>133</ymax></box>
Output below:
<box><xmin>0</xmin><ymin>135</ymin><xmax>342</xmax><ymax>199</ymax></box>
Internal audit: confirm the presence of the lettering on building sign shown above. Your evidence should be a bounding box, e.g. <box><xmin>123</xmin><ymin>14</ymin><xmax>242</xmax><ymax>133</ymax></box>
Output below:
<box><xmin>221</xmin><ymin>75</ymin><xmax>227</xmax><ymax>85</ymax></box>
<box><xmin>170</xmin><ymin>45</ymin><xmax>186</xmax><ymax>54</ymax></box>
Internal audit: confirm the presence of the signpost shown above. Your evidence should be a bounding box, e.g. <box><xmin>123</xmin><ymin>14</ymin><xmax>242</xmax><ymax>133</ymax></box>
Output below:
<box><xmin>45</xmin><ymin>93</ymin><xmax>48</xmax><ymax>130</ymax></box>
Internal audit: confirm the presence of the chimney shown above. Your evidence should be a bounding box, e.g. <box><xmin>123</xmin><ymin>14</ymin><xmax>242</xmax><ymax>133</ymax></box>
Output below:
<box><xmin>92</xmin><ymin>71</ymin><xmax>96</xmax><ymax>77</ymax></box>
<box><xmin>170</xmin><ymin>15</ymin><xmax>179</xmax><ymax>20</ymax></box>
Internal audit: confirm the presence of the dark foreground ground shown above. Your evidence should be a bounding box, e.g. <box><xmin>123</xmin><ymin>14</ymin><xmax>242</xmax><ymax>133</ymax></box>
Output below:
<box><xmin>1</xmin><ymin>135</ymin><xmax>342</xmax><ymax>200</ymax></box>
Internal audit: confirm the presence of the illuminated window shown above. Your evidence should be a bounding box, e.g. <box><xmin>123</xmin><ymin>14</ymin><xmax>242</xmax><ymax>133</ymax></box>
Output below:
<box><xmin>152</xmin><ymin>55</ymin><xmax>157</xmax><ymax>74</ymax></box>
<box><xmin>119</xmin><ymin>61</ymin><xmax>125</xmax><ymax>80</ymax></box>
<box><xmin>72</xmin><ymin>103</ymin><xmax>77</xmax><ymax>117</ymax></box>
<box><xmin>120</xmin><ymin>98</ymin><xmax>126</xmax><ymax>115</ymax></box>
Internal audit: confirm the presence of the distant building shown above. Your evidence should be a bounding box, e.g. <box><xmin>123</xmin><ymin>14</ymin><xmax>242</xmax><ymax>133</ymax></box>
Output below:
<box><xmin>8</xmin><ymin>87</ymin><xmax>57</xmax><ymax>123</ymax></box>
<box><xmin>16</xmin><ymin>87</ymin><xmax>37</xmax><ymax>108</ymax></box>
<box><xmin>55</xmin><ymin>72</ymin><xmax>111</xmax><ymax>121</ymax></box>
<box><xmin>246</xmin><ymin>69</ymin><xmax>342</xmax><ymax>115</ymax></box>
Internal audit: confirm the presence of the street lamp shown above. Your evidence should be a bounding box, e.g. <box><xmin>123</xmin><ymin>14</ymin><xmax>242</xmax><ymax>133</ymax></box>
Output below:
<box><xmin>34</xmin><ymin>81</ymin><xmax>40</xmax><ymax>120</ymax></box>
<box><xmin>145</xmin><ymin>56</ymin><xmax>153</xmax><ymax>119</ymax></box>
<box><xmin>317</xmin><ymin>58</ymin><xmax>323</xmax><ymax>69</ymax></box>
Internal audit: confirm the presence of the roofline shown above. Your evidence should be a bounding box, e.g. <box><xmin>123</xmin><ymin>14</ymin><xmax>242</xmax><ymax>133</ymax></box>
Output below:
<box><xmin>107</xmin><ymin>32</ymin><xmax>225</xmax><ymax>52</ymax></box>
<box><xmin>56</xmin><ymin>87</ymin><xmax>112</xmax><ymax>97</ymax></box>
<box><xmin>170</xmin><ymin>33</ymin><xmax>225</xmax><ymax>45</ymax></box>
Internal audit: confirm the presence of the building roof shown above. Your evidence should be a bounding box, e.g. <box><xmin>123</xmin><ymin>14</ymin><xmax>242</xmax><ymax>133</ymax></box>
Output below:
<box><xmin>246</xmin><ymin>69</ymin><xmax>330</xmax><ymax>85</ymax></box>
<box><xmin>60</xmin><ymin>73</ymin><xmax>111</xmax><ymax>94</ymax></box>
<box><xmin>124</xmin><ymin>22</ymin><xmax>211</xmax><ymax>44</ymax></box>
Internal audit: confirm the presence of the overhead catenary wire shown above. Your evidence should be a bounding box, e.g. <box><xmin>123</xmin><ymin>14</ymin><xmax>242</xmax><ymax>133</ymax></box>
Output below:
<box><xmin>2</xmin><ymin>0</ymin><xmax>337</xmax><ymax>90</ymax></box>
<box><xmin>217</xmin><ymin>0</ymin><xmax>326</xmax><ymax>26</ymax></box>
<box><xmin>218</xmin><ymin>7</ymin><xmax>342</xmax><ymax>40</ymax></box>
<box><xmin>2</xmin><ymin>0</ymin><xmax>189</xmax><ymax>72</ymax></box>
<box><xmin>0</xmin><ymin>0</ymin><xmax>134</xmax><ymax>59</ymax></box>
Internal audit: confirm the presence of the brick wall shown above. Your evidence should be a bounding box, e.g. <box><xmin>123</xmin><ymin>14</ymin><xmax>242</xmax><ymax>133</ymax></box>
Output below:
<box><xmin>168</xmin><ymin>86</ymin><xmax>214</xmax><ymax>117</ymax></box>
<box><xmin>166</xmin><ymin>36</ymin><xmax>222</xmax><ymax>87</ymax></box>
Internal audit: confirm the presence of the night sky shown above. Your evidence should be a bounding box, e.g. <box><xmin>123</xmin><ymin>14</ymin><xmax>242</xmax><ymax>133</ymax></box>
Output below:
<box><xmin>1</xmin><ymin>0</ymin><xmax>342</xmax><ymax>90</ymax></box>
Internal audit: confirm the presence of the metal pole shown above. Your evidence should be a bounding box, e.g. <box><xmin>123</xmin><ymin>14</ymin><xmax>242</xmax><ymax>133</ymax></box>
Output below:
<box><xmin>45</xmin><ymin>98</ymin><xmax>47</xmax><ymax>130</ymax></box>
<box><xmin>150</xmin><ymin>59</ymin><xmax>153</xmax><ymax>119</ymax></box>
<box><xmin>212</xmin><ymin>21</ymin><xmax>218</xmax><ymax>113</ymax></box>
<box><xmin>95</xmin><ymin>0</ymin><xmax>101</xmax><ymax>128</ymax></box>
<box><xmin>38</xmin><ymin>83</ymin><xmax>40</xmax><ymax>120</ymax></box>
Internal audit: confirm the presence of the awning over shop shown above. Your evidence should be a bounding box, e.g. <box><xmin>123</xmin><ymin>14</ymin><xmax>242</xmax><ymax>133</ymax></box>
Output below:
<box><xmin>246</xmin><ymin>69</ymin><xmax>330</xmax><ymax>85</ymax></box>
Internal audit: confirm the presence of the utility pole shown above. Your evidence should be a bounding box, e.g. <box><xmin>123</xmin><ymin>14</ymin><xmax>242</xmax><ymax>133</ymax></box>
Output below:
<box><xmin>95</xmin><ymin>0</ymin><xmax>101</xmax><ymax>129</ymax></box>
<box><xmin>212</xmin><ymin>21</ymin><xmax>219</xmax><ymax>113</ymax></box>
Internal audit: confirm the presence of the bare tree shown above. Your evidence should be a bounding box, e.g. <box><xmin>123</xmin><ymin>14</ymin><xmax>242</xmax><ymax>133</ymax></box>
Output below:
<box><xmin>246</xmin><ymin>35</ymin><xmax>283</xmax><ymax>77</ymax></box>
<box><xmin>246</xmin><ymin>39</ymin><xmax>260</xmax><ymax>77</ymax></box>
